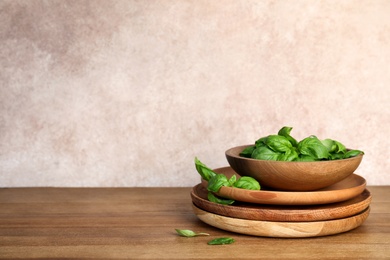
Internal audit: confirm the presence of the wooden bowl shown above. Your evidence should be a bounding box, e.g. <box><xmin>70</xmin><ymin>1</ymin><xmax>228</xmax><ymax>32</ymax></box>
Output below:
<box><xmin>225</xmin><ymin>145</ymin><xmax>363</xmax><ymax>191</ymax></box>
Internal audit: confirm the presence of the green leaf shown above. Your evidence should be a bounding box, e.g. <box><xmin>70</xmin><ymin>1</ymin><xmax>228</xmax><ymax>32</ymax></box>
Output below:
<box><xmin>297</xmin><ymin>136</ymin><xmax>330</xmax><ymax>160</ymax></box>
<box><xmin>239</xmin><ymin>145</ymin><xmax>255</xmax><ymax>158</ymax></box>
<box><xmin>228</xmin><ymin>175</ymin><xmax>237</xmax><ymax>187</ymax></box>
<box><xmin>277</xmin><ymin>126</ymin><xmax>298</xmax><ymax>147</ymax></box>
<box><xmin>321</xmin><ymin>139</ymin><xmax>346</xmax><ymax>154</ymax></box>
<box><xmin>279</xmin><ymin>148</ymin><xmax>299</xmax><ymax>161</ymax></box>
<box><xmin>207</xmin><ymin>174</ymin><xmax>230</xmax><ymax>192</ymax></box>
<box><xmin>207</xmin><ymin>192</ymin><xmax>235</xmax><ymax>205</ymax></box>
<box><xmin>207</xmin><ymin>237</ymin><xmax>235</xmax><ymax>245</ymax></box>
<box><xmin>194</xmin><ymin>157</ymin><xmax>216</xmax><ymax>181</ymax></box>
<box><xmin>265</xmin><ymin>135</ymin><xmax>293</xmax><ymax>153</ymax></box>
<box><xmin>233</xmin><ymin>176</ymin><xmax>260</xmax><ymax>190</ymax></box>
<box><xmin>243</xmin><ymin>127</ymin><xmax>364</xmax><ymax>162</ymax></box>
<box><xmin>321</xmin><ymin>138</ymin><xmax>335</xmax><ymax>152</ymax></box>
<box><xmin>329</xmin><ymin>152</ymin><xmax>345</xmax><ymax>160</ymax></box>
<box><xmin>175</xmin><ymin>229</ymin><xmax>209</xmax><ymax>237</ymax></box>
<box><xmin>255</xmin><ymin>136</ymin><xmax>268</xmax><ymax>147</ymax></box>
<box><xmin>343</xmin><ymin>149</ymin><xmax>364</xmax><ymax>158</ymax></box>
<box><xmin>296</xmin><ymin>154</ymin><xmax>317</xmax><ymax>162</ymax></box>
<box><xmin>333</xmin><ymin>140</ymin><xmax>347</xmax><ymax>153</ymax></box>
<box><xmin>251</xmin><ymin>145</ymin><xmax>281</xmax><ymax>161</ymax></box>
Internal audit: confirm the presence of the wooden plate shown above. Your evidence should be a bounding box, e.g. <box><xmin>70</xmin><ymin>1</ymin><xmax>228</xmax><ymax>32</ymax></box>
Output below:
<box><xmin>191</xmin><ymin>184</ymin><xmax>371</xmax><ymax>222</ymax></box>
<box><xmin>192</xmin><ymin>204</ymin><xmax>370</xmax><ymax>238</ymax></box>
<box><xmin>201</xmin><ymin>167</ymin><xmax>366</xmax><ymax>205</ymax></box>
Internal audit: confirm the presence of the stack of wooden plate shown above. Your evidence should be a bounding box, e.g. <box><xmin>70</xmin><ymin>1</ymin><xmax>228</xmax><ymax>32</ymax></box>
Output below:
<box><xmin>191</xmin><ymin>167</ymin><xmax>371</xmax><ymax>238</ymax></box>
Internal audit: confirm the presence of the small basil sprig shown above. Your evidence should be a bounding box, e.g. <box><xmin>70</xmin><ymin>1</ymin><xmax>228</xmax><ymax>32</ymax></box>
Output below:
<box><xmin>175</xmin><ymin>229</ymin><xmax>209</xmax><ymax>237</ymax></box>
<box><xmin>207</xmin><ymin>174</ymin><xmax>236</xmax><ymax>205</ymax></box>
<box><xmin>195</xmin><ymin>158</ymin><xmax>261</xmax><ymax>205</ymax></box>
<box><xmin>207</xmin><ymin>237</ymin><xmax>235</xmax><ymax>245</ymax></box>
<box><xmin>194</xmin><ymin>157</ymin><xmax>216</xmax><ymax>181</ymax></box>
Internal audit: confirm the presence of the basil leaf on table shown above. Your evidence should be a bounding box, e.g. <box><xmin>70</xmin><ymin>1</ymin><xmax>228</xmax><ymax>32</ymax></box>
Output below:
<box><xmin>207</xmin><ymin>237</ymin><xmax>235</xmax><ymax>245</ymax></box>
<box><xmin>175</xmin><ymin>229</ymin><xmax>209</xmax><ymax>237</ymax></box>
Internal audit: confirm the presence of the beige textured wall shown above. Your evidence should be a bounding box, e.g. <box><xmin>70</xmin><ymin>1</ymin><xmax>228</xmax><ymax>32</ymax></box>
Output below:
<box><xmin>1</xmin><ymin>0</ymin><xmax>389</xmax><ymax>187</ymax></box>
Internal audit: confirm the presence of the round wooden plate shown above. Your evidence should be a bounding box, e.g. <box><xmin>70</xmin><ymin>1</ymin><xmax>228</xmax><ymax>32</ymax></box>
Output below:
<box><xmin>201</xmin><ymin>167</ymin><xmax>366</xmax><ymax>205</ymax></box>
<box><xmin>191</xmin><ymin>184</ymin><xmax>371</xmax><ymax>222</ymax></box>
<box><xmin>192</xmin><ymin>204</ymin><xmax>370</xmax><ymax>238</ymax></box>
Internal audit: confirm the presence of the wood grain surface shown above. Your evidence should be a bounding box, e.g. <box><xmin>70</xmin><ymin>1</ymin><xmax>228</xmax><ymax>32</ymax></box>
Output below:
<box><xmin>0</xmin><ymin>187</ymin><xmax>389</xmax><ymax>259</ymax></box>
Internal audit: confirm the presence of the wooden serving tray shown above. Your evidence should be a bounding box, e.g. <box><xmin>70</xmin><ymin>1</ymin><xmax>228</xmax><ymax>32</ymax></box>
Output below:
<box><xmin>191</xmin><ymin>184</ymin><xmax>371</xmax><ymax>222</ymax></box>
<box><xmin>201</xmin><ymin>167</ymin><xmax>366</xmax><ymax>205</ymax></box>
<box><xmin>192</xmin><ymin>204</ymin><xmax>370</xmax><ymax>238</ymax></box>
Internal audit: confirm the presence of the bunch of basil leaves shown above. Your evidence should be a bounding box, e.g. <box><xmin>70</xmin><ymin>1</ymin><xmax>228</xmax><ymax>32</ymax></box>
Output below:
<box><xmin>195</xmin><ymin>157</ymin><xmax>260</xmax><ymax>205</ymax></box>
<box><xmin>240</xmin><ymin>126</ymin><xmax>363</xmax><ymax>162</ymax></box>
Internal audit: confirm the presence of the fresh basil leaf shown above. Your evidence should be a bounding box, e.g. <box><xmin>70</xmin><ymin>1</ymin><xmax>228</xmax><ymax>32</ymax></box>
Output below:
<box><xmin>233</xmin><ymin>176</ymin><xmax>260</xmax><ymax>190</ymax></box>
<box><xmin>239</xmin><ymin>145</ymin><xmax>255</xmax><ymax>158</ymax></box>
<box><xmin>343</xmin><ymin>149</ymin><xmax>364</xmax><ymax>158</ymax></box>
<box><xmin>207</xmin><ymin>237</ymin><xmax>235</xmax><ymax>245</ymax></box>
<box><xmin>207</xmin><ymin>192</ymin><xmax>235</xmax><ymax>205</ymax></box>
<box><xmin>321</xmin><ymin>138</ymin><xmax>336</xmax><ymax>152</ymax></box>
<box><xmin>207</xmin><ymin>174</ymin><xmax>230</xmax><ymax>192</ymax></box>
<box><xmin>265</xmin><ymin>135</ymin><xmax>293</xmax><ymax>153</ymax></box>
<box><xmin>333</xmin><ymin>140</ymin><xmax>347</xmax><ymax>153</ymax></box>
<box><xmin>297</xmin><ymin>135</ymin><xmax>329</xmax><ymax>160</ymax></box>
<box><xmin>329</xmin><ymin>152</ymin><xmax>345</xmax><ymax>160</ymax></box>
<box><xmin>277</xmin><ymin>126</ymin><xmax>298</xmax><ymax>147</ymax></box>
<box><xmin>279</xmin><ymin>148</ymin><xmax>299</xmax><ymax>161</ymax></box>
<box><xmin>175</xmin><ymin>229</ymin><xmax>209</xmax><ymax>237</ymax></box>
<box><xmin>228</xmin><ymin>175</ymin><xmax>237</xmax><ymax>187</ymax></box>
<box><xmin>321</xmin><ymin>139</ymin><xmax>347</xmax><ymax>154</ymax></box>
<box><xmin>194</xmin><ymin>157</ymin><xmax>216</xmax><ymax>181</ymax></box>
<box><xmin>255</xmin><ymin>136</ymin><xmax>268</xmax><ymax>147</ymax></box>
<box><xmin>251</xmin><ymin>145</ymin><xmax>281</xmax><ymax>161</ymax></box>
<box><xmin>296</xmin><ymin>154</ymin><xmax>317</xmax><ymax>162</ymax></box>
<box><xmin>244</xmin><ymin>127</ymin><xmax>364</xmax><ymax>162</ymax></box>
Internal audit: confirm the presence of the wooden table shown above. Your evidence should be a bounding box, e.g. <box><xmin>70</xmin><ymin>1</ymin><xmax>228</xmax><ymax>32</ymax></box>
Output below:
<box><xmin>0</xmin><ymin>186</ymin><xmax>389</xmax><ymax>259</ymax></box>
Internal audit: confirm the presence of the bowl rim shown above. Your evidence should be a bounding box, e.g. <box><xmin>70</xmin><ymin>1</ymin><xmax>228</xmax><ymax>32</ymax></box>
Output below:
<box><xmin>225</xmin><ymin>144</ymin><xmax>364</xmax><ymax>164</ymax></box>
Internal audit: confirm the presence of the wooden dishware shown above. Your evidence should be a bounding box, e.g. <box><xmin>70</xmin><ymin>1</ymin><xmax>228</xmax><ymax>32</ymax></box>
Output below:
<box><xmin>202</xmin><ymin>167</ymin><xmax>366</xmax><ymax>205</ymax></box>
<box><xmin>225</xmin><ymin>145</ymin><xmax>363</xmax><ymax>191</ymax></box>
<box><xmin>192</xmin><ymin>204</ymin><xmax>370</xmax><ymax>238</ymax></box>
<box><xmin>191</xmin><ymin>184</ymin><xmax>372</xmax><ymax>222</ymax></box>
